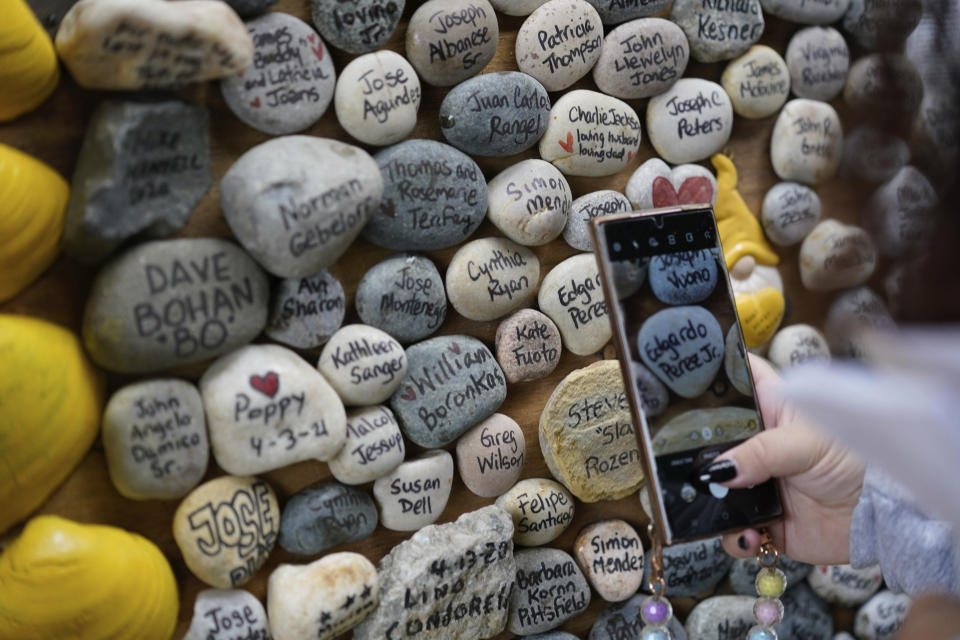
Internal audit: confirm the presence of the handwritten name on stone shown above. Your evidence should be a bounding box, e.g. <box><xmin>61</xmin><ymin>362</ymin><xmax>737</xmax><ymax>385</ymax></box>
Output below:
<box><xmin>770</xmin><ymin>99</ymin><xmax>843</xmax><ymax>185</ymax></box>
<box><xmin>574</xmin><ymin>520</ymin><xmax>644</xmax><ymax>602</ymax></box>
<box><xmin>404</xmin><ymin>0</ymin><xmax>499</xmax><ymax>86</ymax></box>
<box><xmin>329</xmin><ymin>406</ymin><xmax>405</xmax><ymax>484</ymax></box>
<box><xmin>355</xmin><ymin>254</ymin><xmax>448</xmax><ymax>344</ymax></box>
<box><xmin>538</xmin><ymin>254</ymin><xmax>611</xmax><ymax>356</ymax></box>
<box><xmin>495</xmin><ymin>309</ymin><xmax>562</xmax><ymax>383</ymax></box>
<box><xmin>799</xmin><ymin>219</ymin><xmax>877</xmax><ymax>292</ymax></box>
<box><xmin>446</xmin><ymin>237</ymin><xmax>540</xmax><ymax>321</ymax></box>
<box><xmin>509</xmin><ymin>548</ymin><xmax>591</xmax><ymax>635</ymax></box>
<box><xmin>457</xmin><ymin>414</ymin><xmax>526</xmax><ymax>497</ymax></box>
<box><xmin>761</xmin><ymin>181</ymin><xmax>821</xmax><ymax>246</ymax></box>
<box><xmin>593</xmin><ymin>18</ymin><xmax>688</xmax><ymax>99</ymax></box>
<box><xmin>373</xmin><ymin>450</ymin><xmax>454</xmax><ymax>531</ymax></box>
<box><xmin>637</xmin><ymin>305</ymin><xmax>724</xmax><ymax>398</ymax></box>
<box><xmin>265</xmin><ymin>270</ymin><xmax>345</xmax><ymax>349</ymax></box>
<box><xmin>669</xmin><ymin>0</ymin><xmax>763</xmax><ymax>63</ymax></box>
<box><xmin>785</xmin><ymin>26</ymin><xmax>849</xmax><ymax>101</ymax></box>
<box><xmin>646</xmin><ymin>78</ymin><xmax>733</xmax><ymax>164</ymax></box>
<box><xmin>310</xmin><ymin>0</ymin><xmax>404</xmax><ymax>54</ymax></box>
<box><xmin>516</xmin><ymin>0</ymin><xmax>603</xmax><ymax>91</ymax></box>
<box><xmin>183</xmin><ymin>588</ymin><xmax>270</xmax><ymax>640</ymax></box>
<box><xmin>721</xmin><ymin>44</ymin><xmax>789</xmax><ymax>119</ymax></box>
<box><xmin>319</xmin><ymin>325</ymin><xmax>407</xmax><ymax>405</ymax></box>
<box><xmin>335</xmin><ymin>50</ymin><xmax>422</xmax><ymax>146</ymax></box>
<box><xmin>487</xmin><ymin>159</ymin><xmax>572</xmax><ymax>245</ymax></box>
<box><xmin>496</xmin><ymin>478</ymin><xmax>575</xmax><ymax>546</ymax></box>
<box><xmin>278</xmin><ymin>481</ymin><xmax>378</xmax><ymax>555</ymax></box>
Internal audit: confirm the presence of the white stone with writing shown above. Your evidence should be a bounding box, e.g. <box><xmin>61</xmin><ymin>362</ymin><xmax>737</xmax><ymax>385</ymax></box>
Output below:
<box><xmin>538</xmin><ymin>253</ymin><xmax>611</xmax><ymax>356</ymax></box>
<box><xmin>761</xmin><ymin>181</ymin><xmax>822</xmax><ymax>246</ymax></box>
<box><xmin>722</xmin><ymin>45</ymin><xmax>790</xmax><ymax>119</ymax></box>
<box><xmin>540</xmin><ymin>90</ymin><xmax>642</xmax><ymax>177</ymax></box>
<box><xmin>761</xmin><ymin>0</ymin><xmax>850</xmax><ymax>24</ymax></box>
<box><xmin>405</xmin><ymin>0</ymin><xmax>499</xmax><ymax>86</ymax></box>
<box><xmin>808</xmin><ymin>564</ymin><xmax>883</xmax><ymax>607</ymax></box>
<box><xmin>456</xmin><ymin>413</ymin><xmax>526</xmax><ymax>498</ymax></box>
<box><xmin>626</xmin><ymin>157</ymin><xmax>718</xmax><ymax>210</ymax></box>
<box><xmin>771</xmin><ymin>99</ymin><xmax>843</xmax><ymax>185</ymax></box>
<box><xmin>496</xmin><ymin>478</ymin><xmax>575</xmax><ymax>546</ymax></box>
<box><xmin>684</xmin><ymin>595</ymin><xmax>754</xmax><ymax>639</ymax></box>
<box><xmin>864</xmin><ymin>166</ymin><xmax>937</xmax><ymax>256</ymax></box>
<box><xmin>491</xmin><ymin>0</ymin><xmax>550</xmax><ymax>15</ymax></box>
<box><xmin>446</xmin><ymin>238</ymin><xmax>539</xmax><ymax>323</ymax></box>
<box><xmin>786</xmin><ymin>27</ymin><xmax>849</xmax><ymax>102</ymax></box>
<box><xmin>310</xmin><ymin>0</ymin><xmax>404</xmax><ymax>55</ymax></box>
<box><xmin>647</xmin><ymin>78</ymin><xmax>733</xmax><ymax>164</ymax></box>
<box><xmin>373</xmin><ymin>450</ymin><xmax>454</xmax><ymax>531</ymax></box>
<box><xmin>799</xmin><ymin>220</ymin><xmax>877</xmax><ymax>292</ymax></box>
<box><xmin>335</xmin><ymin>51</ymin><xmax>421</xmax><ymax>146</ymax></box>
<box><xmin>102</xmin><ymin>378</ymin><xmax>208</xmax><ymax>500</ymax></box>
<box><xmin>184</xmin><ymin>589</ymin><xmax>270</xmax><ymax>640</ymax></box>
<box><xmin>564</xmin><ymin>190</ymin><xmax>631</xmax><ymax>252</ymax></box>
<box><xmin>265</xmin><ymin>270</ymin><xmax>345</xmax><ymax>350</ymax></box>
<box><xmin>574</xmin><ymin>520</ymin><xmax>644</xmax><ymax>602</ymax></box>
<box><xmin>854</xmin><ymin>591</ymin><xmax>911</xmax><ymax>640</ymax></box>
<box><xmin>221</xmin><ymin>136</ymin><xmax>382</xmax><ymax>278</ymax></box>
<box><xmin>516</xmin><ymin>0</ymin><xmax>603</xmax><ymax>91</ymax></box>
<box><xmin>824</xmin><ymin>286</ymin><xmax>895</xmax><ymax>358</ymax></box>
<box><xmin>355</xmin><ymin>254</ymin><xmax>448</xmax><ymax>344</ymax></box>
<box><xmin>648</xmin><ymin>249</ymin><xmax>720</xmax><ymax>305</ymax></box>
<box><xmin>200</xmin><ymin>344</ymin><xmax>347</xmax><ymax>475</ymax></box>
<box><xmin>495</xmin><ymin>309</ymin><xmax>562</xmax><ymax>383</ymax></box>
<box><xmin>593</xmin><ymin>18</ymin><xmax>689</xmax><ymax>100</ymax></box>
<box><xmin>509</xmin><ymin>548</ymin><xmax>591</xmax><ymax>635</ymax></box>
<box><xmin>842</xmin><ymin>126</ymin><xmax>910</xmax><ymax>183</ymax></box>
<box><xmin>637</xmin><ymin>305</ymin><xmax>724</xmax><ymax>398</ymax></box>
<box><xmin>329</xmin><ymin>406</ymin><xmax>405</xmax><ymax>484</ymax></box>
<box><xmin>487</xmin><ymin>160</ymin><xmax>572</xmax><ymax>246</ymax></box>
<box><xmin>221</xmin><ymin>13</ymin><xmax>335</xmax><ymax>136</ymax></box>
<box><xmin>768</xmin><ymin>324</ymin><xmax>831</xmax><ymax>370</ymax></box>
<box><xmin>670</xmin><ymin>0</ymin><xmax>764</xmax><ymax>63</ymax></box>
<box><xmin>318</xmin><ymin>324</ymin><xmax>407</xmax><ymax>406</ymax></box>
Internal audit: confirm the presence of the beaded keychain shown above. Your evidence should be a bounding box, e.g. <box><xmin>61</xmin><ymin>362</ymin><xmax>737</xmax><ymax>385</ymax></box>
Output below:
<box><xmin>639</xmin><ymin>526</ymin><xmax>787</xmax><ymax>639</ymax></box>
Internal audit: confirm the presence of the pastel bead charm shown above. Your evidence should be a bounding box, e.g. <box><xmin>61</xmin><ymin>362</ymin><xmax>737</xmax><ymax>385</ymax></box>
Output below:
<box><xmin>747</xmin><ymin>625</ymin><xmax>778</xmax><ymax>640</ymax></box>
<box><xmin>641</xmin><ymin>596</ymin><xmax>672</xmax><ymax>625</ymax></box>
<box><xmin>754</xmin><ymin>597</ymin><xmax>784</xmax><ymax>626</ymax></box>
<box><xmin>756</xmin><ymin>567</ymin><xmax>787</xmax><ymax>598</ymax></box>
<box><xmin>0</xmin><ymin>0</ymin><xmax>60</xmax><ymax>121</ymax></box>
<box><xmin>641</xmin><ymin>628</ymin><xmax>672</xmax><ymax>640</ymax></box>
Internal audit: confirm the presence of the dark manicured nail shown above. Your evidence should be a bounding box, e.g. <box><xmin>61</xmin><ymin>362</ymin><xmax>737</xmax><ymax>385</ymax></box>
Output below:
<box><xmin>738</xmin><ymin>535</ymin><xmax>749</xmax><ymax>551</ymax></box>
<box><xmin>698</xmin><ymin>459</ymin><xmax>737</xmax><ymax>484</ymax></box>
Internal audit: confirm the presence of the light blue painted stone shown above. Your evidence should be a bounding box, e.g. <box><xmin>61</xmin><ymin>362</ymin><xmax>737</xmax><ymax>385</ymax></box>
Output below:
<box><xmin>648</xmin><ymin>249</ymin><xmax>719</xmax><ymax>305</ymax></box>
<box><xmin>589</xmin><ymin>594</ymin><xmax>688</xmax><ymax>640</ymax></box>
<box><xmin>641</xmin><ymin>537</ymin><xmax>732</xmax><ymax>598</ymax></box>
<box><xmin>278</xmin><ymin>481</ymin><xmax>378</xmax><ymax>555</ymax></box>
<box><xmin>355</xmin><ymin>253</ymin><xmax>447</xmax><ymax>344</ymax></box>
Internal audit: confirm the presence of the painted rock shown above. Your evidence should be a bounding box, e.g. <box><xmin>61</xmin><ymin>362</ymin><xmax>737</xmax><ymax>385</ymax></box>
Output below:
<box><xmin>184</xmin><ymin>589</ymin><xmax>270</xmax><ymax>640</ymax></box>
<box><xmin>311</xmin><ymin>0</ymin><xmax>404</xmax><ymax>54</ymax></box>
<box><xmin>843</xmin><ymin>54</ymin><xmax>923</xmax><ymax>122</ymax></box>
<box><xmin>220</xmin><ymin>13</ymin><xmax>335</xmax><ymax>136</ymax></box>
<box><xmin>799</xmin><ymin>220</ymin><xmax>877</xmax><ymax>292</ymax></box>
<box><xmin>405</xmin><ymin>0</ymin><xmax>499</xmax><ymax>86</ymax></box>
<box><xmin>174</xmin><ymin>475</ymin><xmax>280</xmax><ymax>588</ymax></box>
<box><xmin>278</xmin><ymin>481</ymin><xmax>378</xmax><ymax>555</ymax></box>
<box><xmin>373</xmin><ymin>450</ymin><xmax>454</xmax><ymax>531</ymax></box>
<box><xmin>457</xmin><ymin>414</ymin><xmax>526</xmax><ymax>497</ymax></box>
<box><xmin>670</xmin><ymin>0</ymin><xmax>764</xmax><ymax>63</ymax></box>
<box><xmin>649</xmin><ymin>249</ymin><xmax>720</xmax><ymax>305</ymax></box>
<box><xmin>589</xmin><ymin>596</ymin><xmax>688</xmax><ymax>640</ymax></box>
<box><xmin>539</xmin><ymin>90</ymin><xmax>642</xmax><ymax>177</ymax></box>
<box><xmin>490</xmin><ymin>0</ymin><xmax>550</xmax><ymax>16</ymax></box>
<box><xmin>531</xmin><ymin>632</ymin><xmax>580</xmax><ymax>640</ymax></box>
<box><xmin>439</xmin><ymin>71</ymin><xmax>550</xmax><ymax>157</ymax></box>
<box><xmin>0</xmin><ymin>515</ymin><xmax>177</xmax><ymax>640</ymax></box>
<box><xmin>864</xmin><ymin>166</ymin><xmax>936</xmax><ymax>256</ymax></box>
<box><xmin>82</xmin><ymin>238</ymin><xmax>269</xmax><ymax>373</ymax></box>
<box><xmin>647</xmin><ymin>79</ymin><xmax>733</xmax><ymax>164</ymax></box>
<box><xmin>265</xmin><ymin>270</ymin><xmax>346</xmax><ymax>350</ymax></box>
<box><xmin>496</xmin><ymin>478</ymin><xmax>575</xmax><ymax>546</ymax></box>
<box><xmin>515</xmin><ymin>0</ymin><xmax>603</xmax><ymax>91</ymax></box>
<box><xmin>55</xmin><ymin>0</ymin><xmax>253</xmax><ymax>90</ymax></box>
<box><xmin>911</xmin><ymin>88</ymin><xmax>960</xmax><ymax>176</ymax></box>
<box><xmin>564</xmin><ymin>190</ymin><xmax>632</xmax><ymax>251</ymax></box>
<box><xmin>729</xmin><ymin>554</ymin><xmax>812</xmax><ymax>595</ymax></box>
<box><xmin>724</xmin><ymin>324</ymin><xmax>752</xmax><ymax>396</ymax></box>
<box><xmin>538</xmin><ymin>253</ymin><xmax>611</xmax><ymax>356</ymax></box>
<box><xmin>495</xmin><ymin>308</ymin><xmax>563</xmax><ymax>383</ymax></box>
<box><xmin>334</xmin><ymin>50</ymin><xmax>421</xmax><ymax>146</ymax></box>
<box><xmin>220</xmin><ymin>136</ymin><xmax>382</xmax><ymax>278</ymax></box>
<box><xmin>652</xmin><ymin>407</ymin><xmax>761</xmax><ymax>455</ymax></box>
<box><xmin>761</xmin><ymin>0</ymin><xmax>849</xmax><ymax>23</ymax></box>
<box><xmin>807</xmin><ymin>564</ymin><xmax>883</xmax><ymax>606</ymax></box>
<box><xmin>102</xmin><ymin>378</ymin><xmax>208</xmax><ymax>500</ymax></box>
<box><xmin>0</xmin><ymin>316</ymin><xmax>103</xmax><ymax>534</ymax></box>
<box><xmin>539</xmin><ymin>360</ymin><xmax>643</xmax><ymax>502</ymax></box>
<box><xmin>785</xmin><ymin>27</ymin><xmax>849</xmax><ymax>102</ymax></box>
<box><xmin>854</xmin><ymin>591</ymin><xmax>911</xmax><ymax>640</ymax></box>
<box><xmin>329</xmin><ymin>406</ymin><xmax>405</xmax><ymax>484</ymax></box>
<box><xmin>684</xmin><ymin>595</ymin><xmax>755</xmax><ymax>638</ymax></box>
<box><xmin>353</xmin><ymin>506</ymin><xmax>516</xmax><ymax>640</ymax></box>
<box><xmin>0</xmin><ymin>0</ymin><xmax>59</xmax><ymax>122</ymax></box>
<box><xmin>487</xmin><ymin>160</ymin><xmax>572</xmax><ymax>245</ymax></box>
<box><xmin>390</xmin><ymin>335</ymin><xmax>507</xmax><ymax>447</ymax></box>
<box><xmin>268</xmin><ymin>553</ymin><xmax>378</xmax><ymax>640</ymax></box>
<box><xmin>761</xmin><ymin>182</ymin><xmax>821</xmax><ymax>246</ymax></box>
<box><xmin>574</xmin><ymin>520</ymin><xmax>644</xmax><ymax>602</ymax></box>
<box><xmin>824</xmin><ymin>287</ymin><xmax>895</xmax><ymax>358</ymax></box>
<box><xmin>637</xmin><ymin>305</ymin><xmax>724</xmax><ymax>398</ymax></box>
<box><xmin>632</xmin><ymin>361</ymin><xmax>670</xmax><ymax>418</ymax></box>
<box><xmin>509</xmin><ymin>548</ymin><xmax>591</xmax><ymax>635</ymax></box>
<box><xmin>317</xmin><ymin>324</ymin><xmax>406</xmax><ymax>405</ymax></box>
<box><xmin>842</xmin><ymin>126</ymin><xmax>910</xmax><ymax>183</ymax></box>
<box><xmin>768</xmin><ymin>324</ymin><xmax>831</xmax><ymax>370</ymax></box>
<box><xmin>776</xmin><ymin>581</ymin><xmax>834</xmax><ymax>639</ymax></box>
<box><xmin>62</xmin><ymin>99</ymin><xmax>211</xmax><ymax>263</ymax></box>
<box><xmin>365</xmin><ymin>139</ymin><xmax>487</xmax><ymax>250</ymax></box>
<box><xmin>355</xmin><ymin>253</ymin><xmax>447</xmax><ymax>344</ymax></box>
<box><xmin>592</xmin><ymin>18</ymin><xmax>689</xmax><ymax>99</ymax></box>
<box><xmin>842</xmin><ymin>0</ymin><xmax>922</xmax><ymax>49</ymax></box>
<box><xmin>200</xmin><ymin>344</ymin><xmax>347</xmax><ymax>475</ymax></box>
<box><xmin>736</xmin><ymin>286</ymin><xmax>785</xmax><ymax>348</ymax></box>
<box><xmin>721</xmin><ymin>45</ymin><xmax>790</xmax><ymax>119</ymax></box>
<box><xmin>771</xmin><ymin>99</ymin><xmax>843</xmax><ymax>185</ymax></box>
<box><xmin>584</xmin><ymin>0</ymin><xmax>671</xmax><ymax>24</ymax></box>
<box><xmin>626</xmin><ymin>157</ymin><xmax>718</xmax><ymax>210</ymax></box>
<box><xmin>446</xmin><ymin>237</ymin><xmax>539</xmax><ymax>321</ymax></box>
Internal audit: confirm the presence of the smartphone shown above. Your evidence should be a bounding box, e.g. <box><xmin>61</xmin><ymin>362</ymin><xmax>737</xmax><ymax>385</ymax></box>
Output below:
<box><xmin>590</xmin><ymin>205</ymin><xmax>783</xmax><ymax>545</ymax></box>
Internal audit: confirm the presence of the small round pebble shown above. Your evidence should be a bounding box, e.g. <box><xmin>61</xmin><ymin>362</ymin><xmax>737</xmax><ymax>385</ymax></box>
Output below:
<box><xmin>799</xmin><ymin>220</ymin><xmax>877</xmax><ymax>292</ymax></box>
<box><xmin>785</xmin><ymin>27</ymin><xmax>849</xmax><ymax>102</ymax></box>
<box><xmin>372</xmin><ymin>450</ymin><xmax>454</xmax><ymax>531</ymax></box>
<box><xmin>592</xmin><ymin>18</ymin><xmax>689</xmax><ymax>100</ymax></box>
<box><xmin>487</xmin><ymin>159</ymin><xmax>572</xmax><ymax>245</ymax></box>
<box><xmin>456</xmin><ymin>413</ymin><xmax>526</xmax><ymax>498</ymax></box>
<box><xmin>311</xmin><ymin>0</ymin><xmax>404</xmax><ymax>54</ymax></box>
<box><xmin>334</xmin><ymin>51</ymin><xmax>421</xmax><ymax>146</ymax></box>
<box><xmin>405</xmin><ymin>0</ymin><xmax>499</xmax><ymax>86</ymax></box>
<box><xmin>446</xmin><ymin>237</ymin><xmax>540</xmax><ymax>321</ymax></box>
<box><xmin>278</xmin><ymin>481</ymin><xmax>378</xmax><ymax>555</ymax></box>
<box><xmin>770</xmin><ymin>99</ymin><xmax>843</xmax><ymax>185</ymax></box>
<box><xmin>496</xmin><ymin>478</ymin><xmax>575</xmax><ymax>546</ymax></box>
<box><xmin>807</xmin><ymin>563</ymin><xmax>883</xmax><ymax>606</ymax></box>
<box><xmin>355</xmin><ymin>253</ymin><xmax>447</xmax><ymax>344</ymax></box>
<box><xmin>329</xmin><ymin>406</ymin><xmax>405</xmax><ymax>484</ymax></box>
<box><xmin>721</xmin><ymin>45</ymin><xmax>790</xmax><ymax>119</ymax></box>
<box><xmin>854</xmin><ymin>590</ymin><xmax>912</xmax><ymax>640</ymax></box>
<box><xmin>768</xmin><ymin>324</ymin><xmax>831</xmax><ymax>370</ymax></box>
<box><xmin>495</xmin><ymin>309</ymin><xmax>562</xmax><ymax>383</ymax></box>
<box><xmin>647</xmin><ymin>78</ymin><xmax>733</xmax><ymax>164</ymax></box>
<box><xmin>537</xmin><ymin>253</ymin><xmax>611</xmax><ymax>356</ymax></box>
<box><xmin>515</xmin><ymin>0</ymin><xmax>604</xmax><ymax>92</ymax></box>
<box><xmin>563</xmin><ymin>190</ymin><xmax>631</xmax><ymax>252</ymax></box>
<box><xmin>761</xmin><ymin>182</ymin><xmax>822</xmax><ymax>246</ymax></box>
<box><xmin>574</xmin><ymin>519</ymin><xmax>644</xmax><ymax>602</ymax></box>
<box><xmin>183</xmin><ymin>589</ymin><xmax>270</xmax><ymax>640</ymax></box>
<box><xmin>265</xmin><ymin>270</ymin><xmax>346</xmax><ymax>349</ymax></box>
<box><xmin>670</xmin><ymin>0</ymin><xmax>764</xmax><ymax>63</ymax></box>
<box><xmin>317</xmin><ymin>324</ymin><xmax>406</xmax><ymax>406</ymax></box>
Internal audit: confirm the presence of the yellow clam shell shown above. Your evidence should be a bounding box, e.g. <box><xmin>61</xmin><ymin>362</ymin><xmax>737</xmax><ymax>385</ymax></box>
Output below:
<box><xmin>736</xmin><ymin>286</ymin><xmax>786</xmax><ymax>348</ymax></box>
<box><xmin>0</xmin><ymin>144</ymin><xmax>69</xmax><ymax>302</ymax></box>
<box><xmin>0</xmin><ymin>315</ymin><xmax>103</xmax><ymax>534</ymax></box>
<box><xmin>0</xmin><ymin>0</ymin><xmax>60</xmax><ymax>121</ymax></box>
<box><xmin>0</xmin><ymin>515</ymin><xmax>178</xmax><ymax>640</ymax></box>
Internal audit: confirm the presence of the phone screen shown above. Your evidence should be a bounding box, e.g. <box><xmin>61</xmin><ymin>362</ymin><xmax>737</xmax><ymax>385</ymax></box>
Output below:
<box><xmin>593</xmin><ymin>207</ymin><xmax>782</xmax><ymax>544</ymax></box>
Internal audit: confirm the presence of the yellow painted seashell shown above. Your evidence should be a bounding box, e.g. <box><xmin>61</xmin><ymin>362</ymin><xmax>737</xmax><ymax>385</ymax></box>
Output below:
<box><xmin>736</xmin><ymin>286</ymin><xmax>785</xmax><ymax>348</ymax></box>
<box><xmin>0</xmin><ymin>144</ymin><xmax>69</xmax><ymax>302</ymax></box>
<box><xmin>0</xmin><ymin>515</ymin><xmax>178</xmax><ymax>640</ymax></box>
<box><xmin>0</xmin><ymin>0</ymin><xmax>60</xmax><ymax>121</ymax></box>
<box><xmin>0</xmin><ymin>315</ymin><xmax>103</xmax><ymax>534</ymax></box>
<box><xmin>711</xmin><ymin>153</ymin><xmax>779</xmax><ymax>270</ymax></box>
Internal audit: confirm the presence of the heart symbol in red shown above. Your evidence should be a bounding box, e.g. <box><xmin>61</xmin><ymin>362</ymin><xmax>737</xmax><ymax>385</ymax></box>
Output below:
<box><xmin>307</xmin><ymin>33</ymin><xmax>316</xmax><ymax>43</ymax></box>
<box><xmin>311</xmin><ymin>44</ymin><xmax>324</xmax><ymax>61</ymax></box>
<box><xmin>249</xmin><ymin>96</ymin><xmax>261</xmax><ymax>108</ymax></box>
<box><xmin>250</xmin><ymin>371</ymin><xmax>279</xmax><ymax>397</ymax></box>
<box><xmin>399</xmin><ymin>386</ymin><xmax>416</xmax><ymax>401</ymax></box>
<box><xmin>651</xmin><ymin>176</ymin><xmax>715</xmax><ymax>207</ymax></box>
<box><xmin>447</xmin><ymin>342</ymin><xmax>461</xmax><ymax>355</ymax></box>
<box><xmin>820</xmin><ymin>566</ymin><xmax>829</xmax><ymax>574</ymax></box>
<box><xmin>627</xmin><ymin>151</ymin><xmax>634</xmax><ymax>162</ymax></box>
<box><xmin>558</xmin><ymin>132</ymin><xmax>574</xmax><ymax>153</ymax></box>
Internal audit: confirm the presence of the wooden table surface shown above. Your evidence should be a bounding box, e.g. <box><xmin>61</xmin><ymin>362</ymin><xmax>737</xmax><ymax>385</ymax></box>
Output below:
<box><xmin>0</xmin><ymin>1</ymin><xmax>875</xmax><ymax>636</ymax></box>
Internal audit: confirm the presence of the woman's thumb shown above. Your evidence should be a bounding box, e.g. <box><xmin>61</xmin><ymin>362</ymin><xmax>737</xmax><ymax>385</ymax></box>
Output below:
<box><xmin>712</xmin><ymin>424</ymin><xmax>824</xmax><ymax>489</ymax></box>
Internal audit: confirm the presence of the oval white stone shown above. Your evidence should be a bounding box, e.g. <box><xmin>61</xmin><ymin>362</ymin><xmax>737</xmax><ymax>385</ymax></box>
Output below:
<box><xmin>647</xmin><ymin>78</ymin><xmax>733</xmax><ymax>164</ymax></box>
<box><xmin>318</xmin><ymin>324</ymin><xmax>406</xmax><ymax>405</ymax></box>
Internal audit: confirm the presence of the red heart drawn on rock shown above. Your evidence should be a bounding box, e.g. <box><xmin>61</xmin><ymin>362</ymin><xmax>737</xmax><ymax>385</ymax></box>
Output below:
<box><xmin>311</xmin><ymin>45</ymin><xmax>324</xmax><ymax>61</ymax></box>
<box><xmin>249</xmin><ymin>96</ymin><xmax>261</xmax><ymax>108</ymax></box>
<box><xmin>250</xmin><ymin>371</ymin><xmax>279</xmax><ymax>397</ymax></box>
<box><xmin>558</xmin><ymin>132</ymin><xmax>574</xmax><ymax>153</ymax></box>
<box><xmin>677</xmin><ymin>176</ymin><xmax>714</xmax><ymax>205</ymax></box>
<box><xmin>627</xmin><ymin>151</ymin><xmax>634</xmax><ymax>162</ymax></box>
<box><xmin>447</xmin><ymin>342</ymin><xmax>461</xmax><ymax>355</ymax></box>
<box><xmin>820</xmin><ymin>566</ymin><xmax>829</xmax><ymax>574</ymax></box>
<box><xmin>651</xmin><ymin>176</ymin><xmax>679</xmax><ymax>207</ymax></box>
<box><xmin>308</xmin><ymin>33</ymin><xmax>316</xmax><ymax>43</ymax></box>
<box><xmin>399</xmin><ymin>386</ymin><xmax>417</xmax><ymax>401</ymax></box>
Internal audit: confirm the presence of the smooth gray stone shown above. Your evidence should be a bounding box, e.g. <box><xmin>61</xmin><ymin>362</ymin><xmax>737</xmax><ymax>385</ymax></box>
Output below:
<box><xmin>589</xmin><ymin>594</ymin><xmax>687</xmax><ymax>640</ymax></box>
<box><xmin>355</xmin><ymin>253</ymin><xmax>447</xmax><ymax>344</ymax></box>
<box><xmin>527</xmin><ymin>632</ymin><xmax>580</xmax><ymax>640</ymax></box>
<box><xmin>785</xmin><ymin>26</ymin><xmax>849</xmax><ymax>102</ymax></box>
<box><xmin>83</xmin><ymin>238</ymin><xmax>269</xmax><ymax>373</ymax></box>
<box><xmin>728</xmin><ymin>554</ymin><xmax>813</xmax><ymax>595</ymax></box>
<box><xmin>390</xmin><ymin>334</ymin><xmax>506</xmax><ymax>448</ymax></box>
<box><xmin>509</xmin><ymin>548</ymin><xmax>591</xmax><ymax>635</ymax></box>
<box><xmin>63</xmin><ymin>98</ymin><xmax>211</xmax><ymax>263</ymax></box>
<box><xmin>648</xmin><ymin>249</ymin><xmax>719</xmax><ymax>305</ymax></box>
<box><xmin>761</xmin><ymin>182</ymin><xmax>822</xmax><ymax>247</ymax></box>
<box><xmin>864</xmin><ymin>165</ymin><xmax>936</xmax><ymax>256</ymax></box>
<box><xmin>761</xmin><ymin>0</ymin><xmax>849</xmax><ymax>24</ymax></box>
<box><xmin>641</xmin><ymin>537</ymin><xmax>732</xmax><ymax>598</ymax></box>
<box><xmin>278</xmin><ymin>481</ymin><xmax>378</xmax><ymax>555</ymax></box>
<box><xmin>854</xmin><ymin>590</ymin><xmax>911</xmax><ymax>640</ymax></box>
<box><xmin>684</xmin><ymin>595</ymin><xmax>754</xmax><ymax>639</ymax></box>
<box><xmin>670</xmin><ymin>0</ymin><xmax>764</xmax><ymax>63</ymax></box>
<box><xmin>439</xmin><ymin>71</ymin><xmax>550</xmax><ymax>157</ymax></box>
<box><xmin>842</xmin><ymin>0</ymin><xmax>922</xmax><ymax>50</ymax></box>
<box><xmin>844</xmin><ymin>54</ymin><xmax>924</xmax><ymax>122</ymax></box>
<box><xmin>824</xmin><ymin>286</ymin><xmax>895</xmax><ymax>358</ymax></box>
<box><xmin>563</xmin><ymin>190</ymin><xmax>631</xmax><ymax>252</ymax></box>
<box><xmin>265</xmin><ymin>270</ymin><xmax>345</xmax><ymax>349</ymax></box>
<box><xmin>842</xmin><ymin>126</ymin><xmax>910</xmax><ymax>183</ymax></box>
<box><xmin>637</xmin><ymin>305</ymin><xmax>724</xmax><ymax>398</ymax></box>
<box><xmin>776</xmin><ymin>582</ymin><xmax>834</xmax><ymax>640</ymax></box>
<box><xmin>584</xmin><ymin>0</ymin><xmax>670</xmax><ymax>24</ymax></box>
<box><xmin>311</xmin><ymin>0</ymin><xmax>404</xmax><ymax>54</ymax></box>
<box><xmin>221</xmin><ymin>0</ymin><xmax>278</xmax><ymax>17</ymax></box>
<box><xmin>364</xmin><ymin>140</ymin><xmax>487</xmax><ymax>250</ymax></box>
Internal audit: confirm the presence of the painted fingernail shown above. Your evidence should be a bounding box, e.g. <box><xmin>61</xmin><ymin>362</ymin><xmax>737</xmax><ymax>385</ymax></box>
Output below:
<box><xmin>698</xmin><ymin>459</ymin><xmax>737</xmax><ymax>484</ymax></box>
<box><xmin>738</xmin><ymin>535</ymin><xmax>749</xmax><ymax>550</ymax></box>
